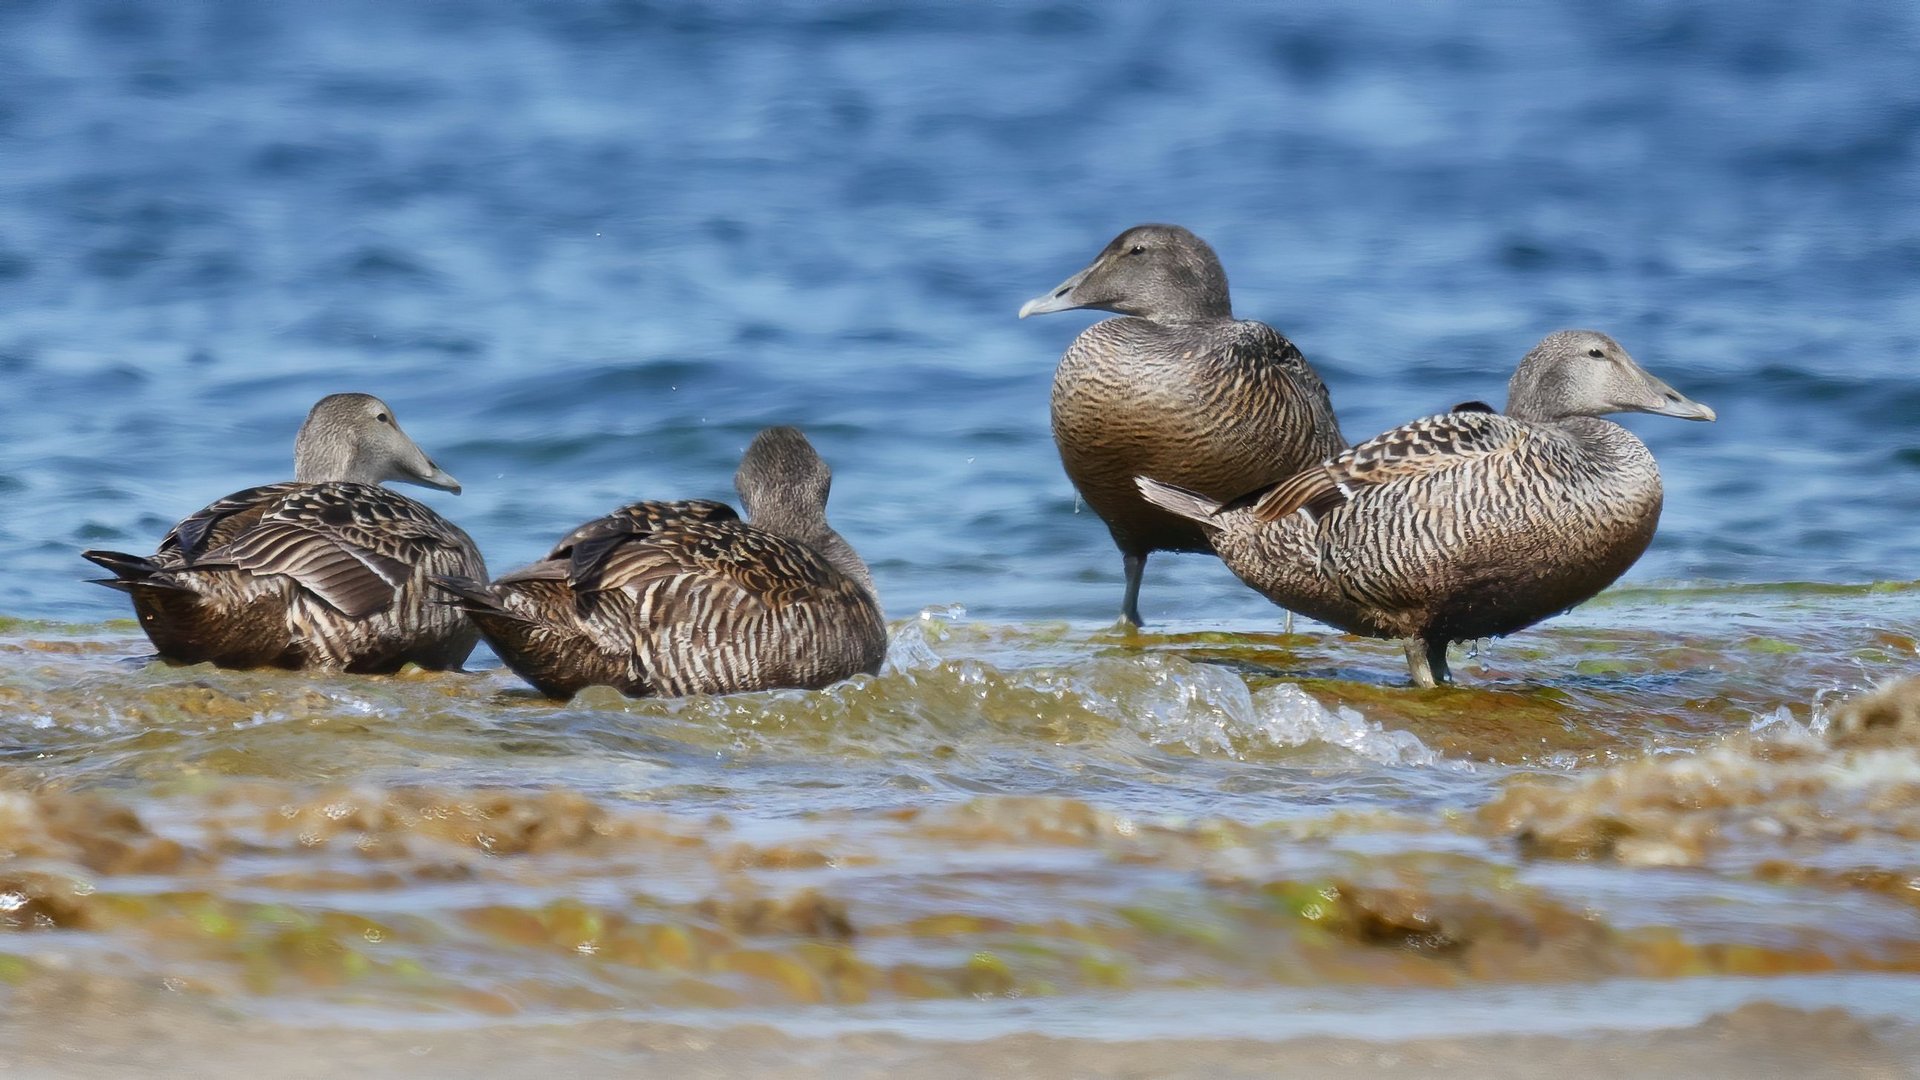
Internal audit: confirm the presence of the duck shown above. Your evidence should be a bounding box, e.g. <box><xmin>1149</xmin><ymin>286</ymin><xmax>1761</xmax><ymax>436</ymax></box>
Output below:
<box><xmin>1019</xmin><ymin>223</ymin><xmax>1347</xmax><ymax>627</ymax></box>
<box><xmin>1136</xmin><ymin>330</ymin><xmax>1715</xmax><ymax>687</ymax></box>
<box><xmin>82</xmin><ymin>393</ymin><xmax>485</xmax><ymax>672</ymax></box>
<box><xmin>432</xmin><ymin>426</ymin><xmax>886</xmax><ymax>699</ymax></box>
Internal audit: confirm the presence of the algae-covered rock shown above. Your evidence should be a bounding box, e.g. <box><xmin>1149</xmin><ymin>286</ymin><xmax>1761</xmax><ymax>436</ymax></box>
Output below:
<box><xmin>1828</xmin><ymin>675</ymin><xmax>1920</xmax><ymax>749</ymax></box>
<box><xmin>1479</xmin><ymin>683</ymin><xmax>1920</xmax><ymax>903</ymax></box>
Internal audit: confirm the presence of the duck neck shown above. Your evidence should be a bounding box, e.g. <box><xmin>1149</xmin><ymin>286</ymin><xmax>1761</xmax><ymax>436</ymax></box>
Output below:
<box><xmin>293</xmin><ymin>432</ymin><xmax>378</xmax><ymax>486</ymax></box>
<box><xmin>811</xmin><ymin>528</ymin><xmax>877</xmax><ymax>599</ymax></box>
<box><xmin>1135</xmin><ymin>293</ymin><xmax>1232</xmax><ymax>325</ymax></box>
<box><xmin>1557</xmin><ymin>415</ymin><xmax>1644</xmax><ymax>456</ymax></box>
<box><xmin>750</xmin><ymin>503</ymin><xmax>877</xmax><ymax>599</ymax></box>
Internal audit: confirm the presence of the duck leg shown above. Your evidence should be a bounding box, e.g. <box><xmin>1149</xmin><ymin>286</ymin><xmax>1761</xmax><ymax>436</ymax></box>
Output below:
<box><xmin>1404</xmin><ymin>638</ymin><xmax>1452</xmax><ymax>688</ymax></box>
<box><xmin>1120</xmin><ymin>551</ymin><xmax>1147</xmax><ymax>628</ymax></box>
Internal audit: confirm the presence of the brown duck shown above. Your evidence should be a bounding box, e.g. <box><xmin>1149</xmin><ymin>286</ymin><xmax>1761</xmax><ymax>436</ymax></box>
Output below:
<box><xmin>82</xmin><ymin>393</ymin><xmax>484</xmax><ymax>672</ymax></box>
<box><xmin>1020</xmin><ymin>223</ymin><xmax>1346</xmax><ymax>626</ymax></box>
<box><xmin>433</xmin><ymin>427</ymin><xmax>885</xmax><ymax>699</ymax></box>
<box><xmin>1138</xmin><ymin>330</ymin><xmax>1715</xmax><ymax>687</ymax></box>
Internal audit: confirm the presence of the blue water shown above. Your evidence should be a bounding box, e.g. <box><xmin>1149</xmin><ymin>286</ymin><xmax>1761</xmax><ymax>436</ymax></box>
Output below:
<box><xmin>3</xmin><ymin>0</ymin><xmax>1917</xmax><ymax>625</ymax></box>
<box><xmin>6</xmin><ymin>7</ymin><xmax>1920</xmax><ymax>1059</ymax></box>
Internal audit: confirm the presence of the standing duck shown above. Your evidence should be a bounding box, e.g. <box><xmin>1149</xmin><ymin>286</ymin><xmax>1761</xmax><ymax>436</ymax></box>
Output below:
<box><xmin>1137</xmin><ymin>330</ymin><xmax>1715</xmax><ymax>687</ymax></box>
<box><xmin>82</xmin><ymin>393</ymin><xmax>485</xmax><ymax>672</ymax></box>
<box><xmin>1020</xmin><ymin>224</ymin><xmax>1346</xmax><ymax>626</ymax></box>
<box><xmin>433</xmin><ymin>427</ymin><xmax>886</xmax><ymax>699</ymax></box>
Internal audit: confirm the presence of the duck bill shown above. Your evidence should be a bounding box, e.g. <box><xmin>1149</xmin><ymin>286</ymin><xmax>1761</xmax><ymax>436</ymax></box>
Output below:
<box><xmin>1018</xmin><ymin>266</ymin><xmax>1092</xmax><ymax>318</ymax></box>
<box><xmin>385</xmin><ymin>417</ymin><xmax>464</xmax><ymax>493</ymax></box>
<box><xmin>410</xmin><ymin>461</ymin><xmax>463</xmax><ymax>494</ymax></box>
<box><xmin>398</xmin><ymin>442</ymin><xmax>462</xmax><ymax>493</ymax></box>
<box><xmin>1630</xmin><ymin>370</ymin><xmax>1716</xmax><ymax>422</ymax></box>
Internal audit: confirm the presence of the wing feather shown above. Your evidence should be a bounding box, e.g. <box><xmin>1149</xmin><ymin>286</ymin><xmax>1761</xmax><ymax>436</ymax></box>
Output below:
<box><xmin>193</xmin><ymin>521</ymin><xmax>410</xmax><ymax>617</ymax></box>
<box><xmin>187</xmin><ymin>483</ymin><xmax>474</xmax><ymax>618</ymax></box>
<box><xmin>586</xmin><ymin>525</ymin><xmax>819</xmax><ymax>604</ymax></box>
<box><xmin>160</xmin><ymin>481</ymin><xmax>307</xmax><ymax>560</ymax></box>
<box><xmin>545</xmin><ymin>499</ymin><xmax>740</xmax><ymax>589</ymax></box>
<box><xmin>580</xmin><ymin>521</ymin><xmax>855</xmax><ymax>617</ymax></box>
<box><xmin>1244</xmin><ymin>411</ymin><xmax>1531</xmax><ymax>523</ymax></box>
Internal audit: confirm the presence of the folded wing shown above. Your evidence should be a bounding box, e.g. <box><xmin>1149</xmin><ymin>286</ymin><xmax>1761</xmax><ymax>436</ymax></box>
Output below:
<box><xmin>190</xmin><ymin>484</ymin><xmax>461</xmax><ymax>617</ymax></box>
<box><xmin>1240</xmin><ymin>411</ymin><xmax>1532</xmax><ymax>523</ymax></box>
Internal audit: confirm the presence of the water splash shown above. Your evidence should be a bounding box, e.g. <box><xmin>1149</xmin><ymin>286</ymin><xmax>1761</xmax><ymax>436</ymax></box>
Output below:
<box><xmin>1242</xmin><ymin>683</ymin><xmax>1458</xmax><ymax>768</ymax></box>
<box><xmin>1012</xmin><ymin>654</ymin><xmax>1456</xmax><ymax>768</ymax></box>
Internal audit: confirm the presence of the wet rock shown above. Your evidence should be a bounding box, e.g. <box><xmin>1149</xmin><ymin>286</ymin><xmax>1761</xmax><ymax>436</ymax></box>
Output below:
<box><xmin>1829</xmin><ymin>676</ymin><xmax>1920</xmax><ymax>749</ymax></box>
<box><xmin>1478</xmin><ymin>688</ymin><xmax>1920</xmax><ymax>914</ymax></box>
<box><xmin>0</xmin><ymin>791</ymin><xmax>195</xmax><ymax>874</ymax></box>
<box><xmin>715</xmin><ymin>842</ymin><xmax>845</xmax><ymax>870</ymax></box>
<box><xmin>696</xmin><ymin>889</ymin><xmax>855</xmax><ymax>940</ymax></box>
<box><xmin>913</xmin><ymin>796</ymin><xmax>1118</xmax><ymax>845</ymax></box>
<box><xmin>0</xmin><ymin>872</ymin><xmax>100</xmax><ymax>930</ymax></box>
<box><xmin>1267</xmin><ymin>874</ymin><xmax>1618</xmax><ymax>980</ymax></box>
<box><xmin>266</xmin><ymin>787</ymin><xmax>704</xmax><ymax>857</ymax></box>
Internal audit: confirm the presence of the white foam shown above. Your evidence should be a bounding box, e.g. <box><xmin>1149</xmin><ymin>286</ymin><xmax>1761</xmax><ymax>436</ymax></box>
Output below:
<box><xmin>1245</xmin><ymin>682</ymin><xmax>1458</xmax><ymax>768</ymax></box>
<box><xmin>882</xmin><ymin>604</ymin><xmax>968</xmax><ymax>672</ymax></box>
<box><xmin>1050</xmin><ymin>655</ymin><xmax>1458</xmax><ymax>769</ymax></box>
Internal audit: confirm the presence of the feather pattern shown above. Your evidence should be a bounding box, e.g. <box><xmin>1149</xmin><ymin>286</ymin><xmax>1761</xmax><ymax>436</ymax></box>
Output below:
<box><xmin>542</xmin><ymin>499</ymin><xmax>739</xmax><ymax>590</ymax></box>
<box><xmin>159</xmin><ymin>481</ymin><xmax>307</xmax><ymax>561</ymax></box>
<box><xmin>1053</xmin><ymin>316</ymin><xmax>1347</xmax><ymax>556</ymax></box>
<box><xmin>444</xmin><ymin>517</ymin><xmax>884</xmax><ymax>700</ymax></box>
<box><xmin>1242</xmin><ymin>412</ymin><xmax>1530</xmax><ymax>523</ymax></box>
<box><xmin>85</xmin><ymin>481</ymin><xmax>484</xmax><ymax>672</ymax></box>
<box><xmin>1028</xmin><ymin>225</ymin><xmax>1347</xmax><ymax>625</ymax></box>
<box><xmin>1146</xmin><ymin>413</ymin><xmax>1667</xmax><ymax>684</ymax></box>
<box><xmin>434</xmin><ymin>431</ymin><xmax>885</xmax><ymax>700</ymax></box>
<box><xmin>1134</xmin><ymin>324</ymin><xmax>1712</xmax><ymax>689</ymax></box>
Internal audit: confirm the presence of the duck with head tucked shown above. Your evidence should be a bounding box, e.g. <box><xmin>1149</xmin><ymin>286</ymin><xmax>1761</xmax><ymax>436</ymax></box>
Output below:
<box><xmin>432</xmin><ymin>426</ymin><xmax>886</xmax><ymax>699</ymax></box>
<box><xmin>83</xmin><ymin>393</ymin><xmax>485</xmax><ymax>672</ymax></box>
<box><xmin>1138</xmin><ymin>330</ymin><xmax>1715</xmax><ymax>687</ymax></box>
<box><xmin>1020</xmin><ymin>224</ymin><xmax>1347</xmax><ymax>627</ymax></box>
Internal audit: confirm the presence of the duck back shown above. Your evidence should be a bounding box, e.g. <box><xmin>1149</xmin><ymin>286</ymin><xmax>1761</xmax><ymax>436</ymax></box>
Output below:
<box><xmin>93</xmin><ymin>482</ymin><xmax>485</xmax><ymax>672</ymax></box>
<box><xmin>440</xmin><ymin>498</ymin><xmax>885</xmax><ymax>700</ymax></box>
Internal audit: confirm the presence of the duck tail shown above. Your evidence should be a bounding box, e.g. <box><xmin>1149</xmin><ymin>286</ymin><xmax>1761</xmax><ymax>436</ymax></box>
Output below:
<box><xmin>82</xmin><ymin>551</ymin><xmax>198</xmax><ymax>595</ymax></box>
<box><xmin>428</xmin><ymin>573</ymin><xmax>501</xmax><ymax>609</ymax></box>
<box><xmin>1134</xmin><ymin>476</ymin><xmax>1224</xmax><ymax>525</ymax></box>
<box><xmin>81</xmin><ymin>549</ymin><xmax>202</xmax><ymax>593</ymax></box>
<box><xmin>82</xmin><ymin>549</ymin><xmax>160</xmax><ymax>581</ymax></box>
<box><xmin>427</xmin><ymin>574</ymin><xmax>528</xmax><ymax>620</ymax></box>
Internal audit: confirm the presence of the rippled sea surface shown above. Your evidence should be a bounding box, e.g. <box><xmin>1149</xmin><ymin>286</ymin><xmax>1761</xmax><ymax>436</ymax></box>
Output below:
<box><xmin>3</xmin><ymin>0</ymin><xmax>1920</xmax><ymax>1074</ymax></box>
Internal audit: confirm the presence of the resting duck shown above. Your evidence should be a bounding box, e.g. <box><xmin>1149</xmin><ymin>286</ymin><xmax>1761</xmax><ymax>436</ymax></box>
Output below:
<box><xmin>1138</xmin><ymin>330</ymin><xmax>1715</xmax><ymax>686</ymax></box>
<box><xmin>1019</xmin><ymin>223</ymin><xmax>1346</xmax><ymax>626</ymax></box>
<box><xmin>83</xmin><ymin>393</ymin><xmax>484</xmax><ymax>672</ymax></box>
<box><xmin>434</xmin><ymin>427</ymin><xmax>885</xmax><ymax>699</ymax></box>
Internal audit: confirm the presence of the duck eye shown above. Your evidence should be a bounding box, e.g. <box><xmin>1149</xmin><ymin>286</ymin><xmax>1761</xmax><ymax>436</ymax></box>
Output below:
<box><xmin>1128</xmin><ymin>244</ymin><xmax>1146</xmax><ymax>256</ymax></box>
<box><xmin>1586</xmin><ymin>348</ymin><xmax>1604</xmax><ymax>359</ymax></box>
<box><xmin>375</xmin><ymin>413</ymin><xmax>390</xmax><ymax>424</ymax></box>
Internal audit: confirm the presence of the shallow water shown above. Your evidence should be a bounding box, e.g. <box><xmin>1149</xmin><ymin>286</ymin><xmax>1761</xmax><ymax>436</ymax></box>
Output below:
<box><xmin>2</xmin><ymin>0</ymin><xmax>1920</xmax><ymax>1071</ymax></box>
<box><xmin>4</xmin><ymin>587</ymin><xmax>1920</xmax><ymax>1065</ymax></box>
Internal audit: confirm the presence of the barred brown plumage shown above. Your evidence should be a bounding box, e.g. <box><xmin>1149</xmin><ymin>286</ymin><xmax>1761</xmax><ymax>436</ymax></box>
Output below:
<box><xmin>433</xmin><ymin>427</ymin><xmax>885</xmax><ymax>700</ymax></box>
<box><xmin>1136</xmin><ymin>330</ymin><xmax>1715</xmax><ymax>688</ymax></box>
<box><xmin>543</xmin><ymin>498</ymin><xmax>738</xmax><ymax>590</ymax></box>
<box><xmin>1019</xmin><ymin>224</ymin><xmax>1347</xmax><ymax>626</ymax></box>
<box><xmin>81</xmin><ymin>393</ymin><xmax>484</xmax><ymax>672</ymax></box>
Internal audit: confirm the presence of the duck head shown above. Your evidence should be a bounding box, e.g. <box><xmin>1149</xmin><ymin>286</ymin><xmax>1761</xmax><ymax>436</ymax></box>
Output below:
<box><xmin>293</xmin><ymin>393</ymin><xmax>462</xmax><ymax>492</ymax></box>
<box><xmin>1019</xmin><ymin>224</ymin><xmax>1234</xmax><ymax>324</ymax></box>
<box><xmin>1506</xmin><ymin>331</ymin><xmax>1716</xmax><ymax>425</ymax></box>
